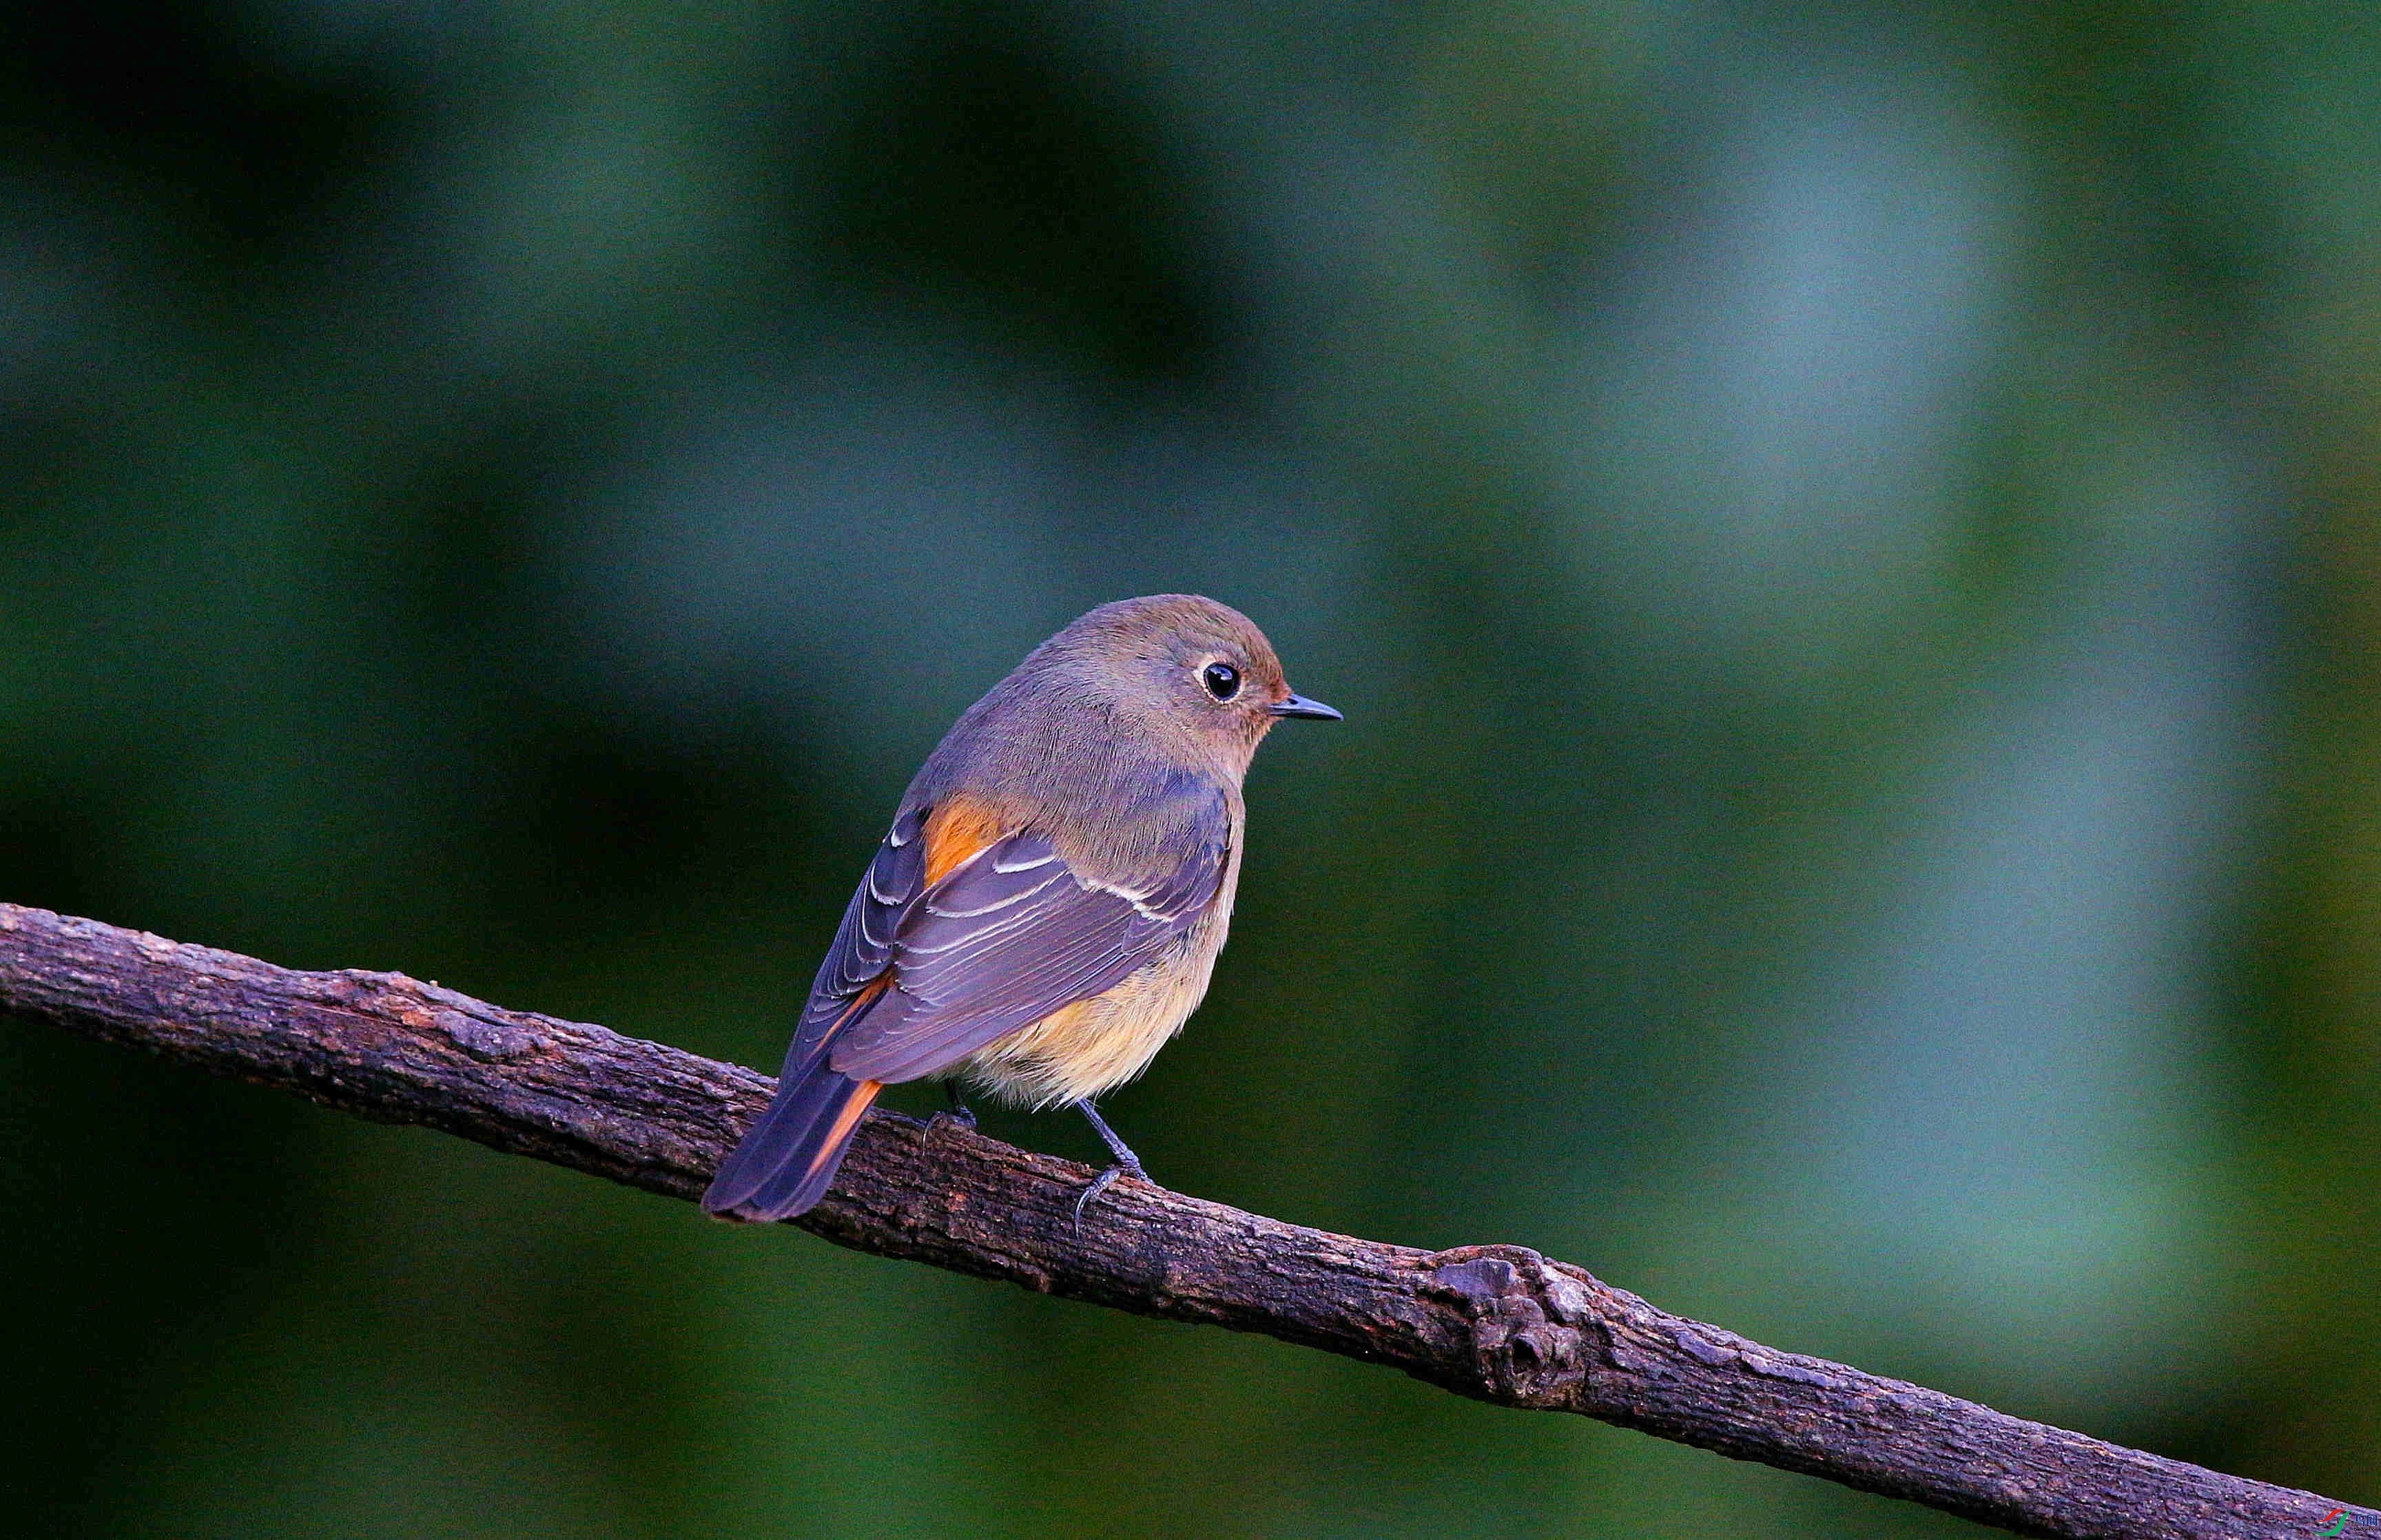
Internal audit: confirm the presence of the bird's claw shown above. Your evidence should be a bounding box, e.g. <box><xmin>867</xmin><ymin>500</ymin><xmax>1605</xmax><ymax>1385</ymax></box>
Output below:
<box><xmin>929</xmin><ymin>1085</ymin><xmax>977</xmax><ymax>1133</ymax></box>
<box><xmin>1073</xmin><ymin>1158</ymin><xmax>1150</xmax><ymax>1227</ymax></box>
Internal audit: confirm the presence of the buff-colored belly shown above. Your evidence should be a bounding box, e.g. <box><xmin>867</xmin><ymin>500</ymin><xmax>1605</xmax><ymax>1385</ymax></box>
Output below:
<box><xmin>949</xmin><ymin>930</ymin><xmax>1222</xmax><ymax>1110</ymax></box>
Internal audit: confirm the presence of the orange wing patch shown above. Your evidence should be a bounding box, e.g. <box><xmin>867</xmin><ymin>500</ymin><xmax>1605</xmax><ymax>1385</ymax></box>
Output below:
<box><xmin>921</xmin><ymin>795</ymin><xmax>1009</xmax><ymax>888</ymax></box>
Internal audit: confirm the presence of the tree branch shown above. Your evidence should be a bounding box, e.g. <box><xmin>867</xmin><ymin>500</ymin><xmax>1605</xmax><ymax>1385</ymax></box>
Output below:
<box><xmin>0</xmin><ymin>902</ymin><xmax>2356</xmax><ymax>1539</ymax></box>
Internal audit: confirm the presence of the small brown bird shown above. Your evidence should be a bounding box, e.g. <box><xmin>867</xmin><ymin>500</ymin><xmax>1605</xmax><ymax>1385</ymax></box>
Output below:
<box><xmin>703</xmin><ymin>594</ymin><xmax>1340</xmax><ymax>1222</ymax></box>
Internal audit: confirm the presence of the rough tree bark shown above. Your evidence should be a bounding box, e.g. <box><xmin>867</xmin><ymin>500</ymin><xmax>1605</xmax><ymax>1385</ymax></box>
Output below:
<box><xmin>0</xmin><ymin>902</ymin><xmax>2362</xmax><ymax>1540</ymax></box>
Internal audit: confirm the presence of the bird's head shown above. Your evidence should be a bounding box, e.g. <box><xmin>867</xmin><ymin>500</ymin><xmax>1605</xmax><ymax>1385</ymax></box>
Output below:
<box><xmin>1042</xmin><ymin>594</ymin><xmax>1340</xmax><ymax>774</ymax></box>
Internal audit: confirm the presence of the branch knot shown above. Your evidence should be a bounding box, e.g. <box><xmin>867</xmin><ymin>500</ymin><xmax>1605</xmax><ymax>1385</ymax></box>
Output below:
<box><xmin>1423</xmin><ymin>1245</ymin><xmax>1596</xmax><ymax>1408</ymax></box>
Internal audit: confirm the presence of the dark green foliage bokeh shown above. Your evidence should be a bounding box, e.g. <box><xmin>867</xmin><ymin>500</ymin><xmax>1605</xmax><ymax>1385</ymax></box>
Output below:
<box><xmin>6</xmin><ymin>2</ymin><xmax>2380</xmax><ymax>1535</ymax></box>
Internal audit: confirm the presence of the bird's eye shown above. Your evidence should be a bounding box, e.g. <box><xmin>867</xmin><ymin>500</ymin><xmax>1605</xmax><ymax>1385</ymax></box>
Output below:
<box><xmin>1201</xmin><ymin>661</ymin><xmax>1241</xmax><ymax>700</ymax></box>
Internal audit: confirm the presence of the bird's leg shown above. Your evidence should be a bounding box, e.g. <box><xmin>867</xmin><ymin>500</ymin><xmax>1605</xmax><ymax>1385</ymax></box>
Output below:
<box><xmin>1071</xmin><ymin>1100</ymin><xmax>1153</xmax><ymax>1223</ymax></box>
<box><xmin>927</xmin><ymin>1080</ymin><xmax>976</xmax><ymax>1132</ymax></box>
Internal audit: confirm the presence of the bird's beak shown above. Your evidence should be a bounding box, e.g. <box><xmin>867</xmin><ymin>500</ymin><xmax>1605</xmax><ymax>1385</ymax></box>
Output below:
<box><xmin>1267</xmin><ymin>693</ymin><xmax>1343</xmax><ymax>721</ymax></box>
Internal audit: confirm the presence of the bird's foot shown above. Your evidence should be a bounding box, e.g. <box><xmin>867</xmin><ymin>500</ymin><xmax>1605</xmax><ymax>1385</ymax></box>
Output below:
<box><xmin>1073</xmin><ymin>1155</ymin><xmax>1152</xmax><ymax>1227</ymax></box>
<box><xmin>1068</xmin><ymin>1099</ymin><xmax>1155</xmax><ymax>1226</ymax></box>
<box><xmin>927</xmin><ymin>1087</ymin><xmax>978</xmax><ymax>1133</ymax></box>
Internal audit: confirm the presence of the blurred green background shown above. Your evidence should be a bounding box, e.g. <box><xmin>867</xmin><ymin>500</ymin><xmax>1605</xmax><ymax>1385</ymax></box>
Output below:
<box><xmin>5</xmin><ymin>1</ymin><xmax>2380</xmax><ymax>1535</ymax></box>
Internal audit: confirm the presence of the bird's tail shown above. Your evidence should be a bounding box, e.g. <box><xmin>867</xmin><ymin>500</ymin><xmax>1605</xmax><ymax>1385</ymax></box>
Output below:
<box><xmin>703</xmin><ymin>1053</ymin><xmax>884</xmax><ymax>1222</ymax></box>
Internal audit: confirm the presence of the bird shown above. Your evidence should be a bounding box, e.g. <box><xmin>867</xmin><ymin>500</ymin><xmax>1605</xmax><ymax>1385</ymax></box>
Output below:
<box><xmin>702</xmin><ymin>594</ymin><xmax>1341</xmax><ymax>1223</ymax></box>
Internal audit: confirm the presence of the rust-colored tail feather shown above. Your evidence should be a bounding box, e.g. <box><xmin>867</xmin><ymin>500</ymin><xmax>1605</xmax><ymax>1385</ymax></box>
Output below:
<box><xmin>703</xmin><ymin>1059</ymin><xmax>884</xmax><ymax>1221</ymax></box>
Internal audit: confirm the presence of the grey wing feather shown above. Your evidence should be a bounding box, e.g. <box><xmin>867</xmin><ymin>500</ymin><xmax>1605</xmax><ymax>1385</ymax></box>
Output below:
<box><xmin>782</xmin><ymin>804</ymin><xmax>928</xmax><ymax>1068</ymax></box>
<box><xmin>827</xmin><ymin>815</ymin><xmax>1227</xmax><ymax>1085</ymax></box>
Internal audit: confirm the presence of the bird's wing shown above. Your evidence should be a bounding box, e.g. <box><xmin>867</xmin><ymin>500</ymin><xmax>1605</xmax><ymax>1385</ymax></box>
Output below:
<box><xmin>818</xmin><ymin>798</ymin><xmax>1229</xmax><ymax>1086</ymax></box>
<box><xmin>779</xmin><ymin>802</ymin><xmax>931</xmax><ymax>1070</ymax></box>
